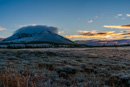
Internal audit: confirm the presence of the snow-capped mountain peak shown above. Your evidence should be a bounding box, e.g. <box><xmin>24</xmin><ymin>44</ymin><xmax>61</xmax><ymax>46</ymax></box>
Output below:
<box><xmin>2</xmin><ymin>25</ymin><xmax>74</xmax><ymax>44</ymax></box>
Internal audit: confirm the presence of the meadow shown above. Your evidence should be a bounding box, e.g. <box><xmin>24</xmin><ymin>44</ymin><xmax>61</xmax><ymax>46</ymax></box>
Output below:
<box><xmin>0</xmin><ymin>47</ymin><xmax>129</xmax><ymax>87</ymax></box>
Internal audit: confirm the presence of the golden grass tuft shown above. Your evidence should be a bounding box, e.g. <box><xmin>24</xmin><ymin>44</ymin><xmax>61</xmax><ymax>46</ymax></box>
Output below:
<box><xmin>0</xmin><ymin>71</ymin><xmax>29</xmax><ymax>87</ymax></box>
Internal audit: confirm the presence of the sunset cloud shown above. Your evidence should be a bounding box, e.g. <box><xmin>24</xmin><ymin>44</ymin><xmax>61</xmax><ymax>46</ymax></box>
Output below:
<box><xmin>66</xmin><ymin>30</ymin><xmax>130</xmax><ymax>40</ymax></box>
<box><xmin>126</xmin><ymin>14</ymin><xmax>130</xmax><ymax>17</ymax></box>
<box><xmin>80</xmin><ymin>31</ymin><xmax>115</xmax><ymax>36</ymax></box>
<box><xmin>0</xmin><ymin>26</ymin><xmax>7</xmax><ymax>31</ymax></box>
<box><xmin>77</xmin><ymin>30</ymin><xmax>97</xmax><ymax>34</ymax></box>
<box><xmin>121</xmin><ymin>30</ymin><xmax>130</xmax><ymax>33</ymax></box>
<box><xmin>104</xmin><ymin>24</ymin><xmax>130</xmax><ymax>29</ymax></box>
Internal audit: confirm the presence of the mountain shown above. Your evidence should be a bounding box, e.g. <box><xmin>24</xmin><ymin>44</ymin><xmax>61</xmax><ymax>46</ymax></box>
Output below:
<box><xmin>74</xmin><ymin>39</ymin><xmax>130</xmax><ymax>46</ymax></box>
<box><xmin>2</xmin><ymin>25</ymin><xmax>74</xmax><ymax>44</ymax></box>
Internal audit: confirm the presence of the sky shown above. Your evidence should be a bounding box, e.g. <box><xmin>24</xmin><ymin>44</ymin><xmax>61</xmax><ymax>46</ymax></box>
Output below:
<box><xmin>0</xmin><ymin>0</ymin><xmax>130</xmax><ymax>41</ymax></box>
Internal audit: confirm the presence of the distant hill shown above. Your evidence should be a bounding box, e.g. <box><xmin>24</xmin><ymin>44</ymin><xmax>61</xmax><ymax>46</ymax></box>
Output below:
<box><xmin>74</xmin><ymin>39</ymin><xmax>130</xmax><ymax>46</ymax></box>
<box><xmin>2</xmin><ymin>25</ymin><xmax>74</xmax><ymax>45</ymax></box>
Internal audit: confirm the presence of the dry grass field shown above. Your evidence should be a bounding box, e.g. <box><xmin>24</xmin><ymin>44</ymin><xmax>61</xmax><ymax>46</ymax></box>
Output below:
<box><xmin>0</xmin><ymin>47</ymin><xmax>130</xmax><ymax>87</ymax></box>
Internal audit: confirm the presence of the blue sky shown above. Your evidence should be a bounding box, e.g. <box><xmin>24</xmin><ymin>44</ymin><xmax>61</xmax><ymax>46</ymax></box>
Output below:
<box><xmin>0</xmin><ymin>0</ymin><xmax>130</xmax><ymax>40</ymax></box>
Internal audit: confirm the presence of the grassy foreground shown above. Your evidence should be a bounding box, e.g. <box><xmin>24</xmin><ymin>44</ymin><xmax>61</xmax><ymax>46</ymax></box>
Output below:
<box><xmin>0</xmin><ymin>47</ymin><xmax>129</xmax><ymax>87</ymax></box>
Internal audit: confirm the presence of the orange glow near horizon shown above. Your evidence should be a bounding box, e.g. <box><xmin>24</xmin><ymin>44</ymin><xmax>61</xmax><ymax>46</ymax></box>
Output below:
<box><xmin>66</xmin><ymin>30</ymin><xmax>130</xmax><ymax>40</ymax></box>
<box><xmin>104</xmin><ymin>25</ymin><xmax>130</xmax><ymax>29</ymax></box>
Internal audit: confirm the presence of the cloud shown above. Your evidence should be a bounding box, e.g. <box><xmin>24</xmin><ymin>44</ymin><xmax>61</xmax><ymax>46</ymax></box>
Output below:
<box><xmin>66</xmin><ymin>30</ymin><xmax>130</xmax><ymax>40</ymax></box>
<box><xmin>14</xmin><ymin>25</ymin><xmax>58</xmax><ymax>35</ymax></box>
<box><xmin>126</xmin><ymin>14</ymin><xmax>130</xmax><ymax>17</ymax></box>
<box><xmin>122</xmin><ymin>24</ymin><xmax>130</xmax><ymax>27</ymax></box>
<box><xmin>0</xmin><ymin>26</ymin><xmax>7</xmax><ymax>31</ymax></box>
<box><xmin>58</xmin><ymin>31</ymin><xmax>64</xmax><ymax>34</ymax></box>
<box><xmin>18</xmin><ymin>24</ymin><xmax>37</xmax><ymax>28</ymax></box>
<box><xmin>95</xmin><ymin>16</ymin><xmax>98</xmax><ymax>19</ymax></box>
<box><xmin>78</xmin><ymin>30</ymin><xmax>115</xmax><ymax>36</ymax></box>
<box><xmin>88</xmin><ymin>20</ymin><xmax>93</xmax><ymax>23</ymax></box>
<box><xmin>117</xmin><ymin>14</ymin><xmax>122</xmax><ymax>16</ymax></box>
<box><xmin>80</xmin><ymin>31</ymin><xmax>115</xmax><ymax>37</ymax></box>
<box><xmin>77</xmin><ymin>30</ymin><xmax>97</xmax><ymax>34</ymax></box>
<box><xmin>104</xmin><ymin>24</ymin><xmax>130</xmax><ymax>29</ymax></box>
<box><xmin>121</xmin><ymin>30</ymin><xmax>130</xmax><ymax>33</ymax></box>
<box><xmin>122</xmin><ymin>18</ymin><xmax>125</xmax><ymax>20</ymax></box>
<box><xmin>115</xmin><ymin>14</ymin><xmax>123</xmax><ymax>18</ymax></box>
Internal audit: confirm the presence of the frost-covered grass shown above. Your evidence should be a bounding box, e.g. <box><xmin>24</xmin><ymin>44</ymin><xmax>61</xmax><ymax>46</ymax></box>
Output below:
<box><xmin>0</xmin><ymin>47</ymin><xmax>129</xmax><ymax>87</ymax></box>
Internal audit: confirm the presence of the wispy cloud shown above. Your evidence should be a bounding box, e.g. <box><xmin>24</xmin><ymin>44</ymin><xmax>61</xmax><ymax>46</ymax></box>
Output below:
<box><xmin>126</xmin><ymin>14</ymin><xmax>130</xmax><ymax>17</ymax></box>
<box><xmin>95</xmin><ymin>16</ymin><xmax>98</xmax><ymax>19</ymax></box>
<box><xmin>58</xmin><ymin>31</ymin><xmax>64</xmax><ymax>34</ymax></box>
<box><xmin>117</xmin><ymin>14</ymin><xmax>122</xmax><ymax>16</ymax></box>
<box><xmin>77</xmin><ymin>30</ymin><xmax>97</xmax><ymax>34</ymax></box>
<box><xmin>0</xmin><ymin>26</ymin><xmax>7</xmax><ymax>31</ymax></box>
<box><xmin>122</xmin><ymin>18</ymin><xmax>125</xmax><ymax>20</ymax></box>
<box><xmin>88</xmin><ymin>20</ymin><xmax>93</xmax><ymax>23</ymax></box>
<box><xmin>104</xmin><ymin>24</ymin><xmax>130</xmax><ymax>29</ymax></box>
<box><xmin>66</xmin><ymin>30</ymin><xmax>130</xmax><ymax>40</ymax></box>
<box><xmin>115</xmin><ymin>14</ymin><xmax>123</xmax><ymax>18</ymax></box>
<box><xmin>18</xmin><ymin>24</ymin><xmax>37</xmax><ymax>27</ymax></box>
<box><xmin>120</xmin><ymin>30</ymin><xmax>130</xmax><ymax>33</ymax></box>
